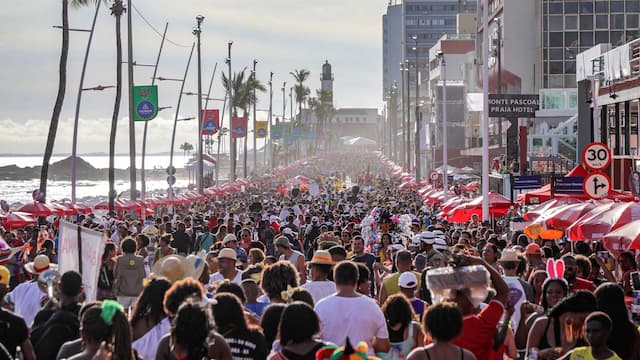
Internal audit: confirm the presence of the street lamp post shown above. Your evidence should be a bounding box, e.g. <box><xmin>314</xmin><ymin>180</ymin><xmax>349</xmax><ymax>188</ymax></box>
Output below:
<box><xmin>406</xmin><ymin>59</ymin><xmax>411</xmax><ymax>172</ymax></box>
<box><xmin>193</xmin><ymin>15</ymin><xmax>204</xmax><ymax>194</ymax></box>
<box><xmin>400</xmin><ymin>62</ymin><xmax>406</xmax><ymax>170</ymax></box>
<box><xmin>282</xmin><ymin>82</ymin><xmax>286</xmax><ymax>164</ymax></box>
<box><xmin>482</xmin><ymin>0</ymin><xmax>490</xmax><ymax>219</ymax></box>
<box><xmin>289</xmin><ymin>86</ymin><xmax>294</xmax><ymax>161</ymax></box>
<box><xmin>437</xmin><ymin>51</ymin><xmax>448</xmax><ymax>202</ymax></box>
<box><xmin>252</xmin><ymin>59</ymin><xmax>258</xmax><ymax>174</ymax></box>
<box><xmin>226</xmin><ymin>42</ymin><xmax>234</xmax><ymax>182</ymax></box>
<box><xmin>267</xmin><ymin>72</ymin><xmax>273</xmax><ymax>169</ymax></box>
<box><xmin>493</xmin><ymin>18</ymin><xmax>504</xmax><ymax>156</ymax></box>
<box><xmin>413</xmin><ymin>35</ymin><xmax>421</xmax><ymax>182</ymax></box>
<box><xmin>126</xmin><ymin>0</ymin><xmax>137</xmax><ymax>202</ymax></box>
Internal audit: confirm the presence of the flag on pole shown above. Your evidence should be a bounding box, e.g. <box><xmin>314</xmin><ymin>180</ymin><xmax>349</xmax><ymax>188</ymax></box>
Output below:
<box><xmin>201</xmin><ymin>109</ymin><xmax>219</xmax><ymax>135</ymax></box>
<box><xmin>232</xmin><ymin>116</ymin><xmax>247</xmax><ymax>138</ymax></box>
<box><xmin>271</xmin><ymin>124</ymin><xmax>283</xmax><ymax>139</ymax></box>
<box><xmin>255</xmin><ymin>121</ymin><xmax>268</xmax><ymax>138</ymax></box>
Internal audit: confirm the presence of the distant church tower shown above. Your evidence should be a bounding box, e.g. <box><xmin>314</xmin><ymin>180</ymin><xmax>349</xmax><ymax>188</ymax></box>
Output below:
<box><xmin>321</xmin><ymin>60</ymin><xmax>333</xmax><ymax>105</ymax></box>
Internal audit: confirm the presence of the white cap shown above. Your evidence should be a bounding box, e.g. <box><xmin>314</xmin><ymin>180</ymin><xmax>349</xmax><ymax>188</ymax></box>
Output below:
<box><xmin>421</xmin><ymin>231</ymin><xmax>435</xmax><ymax>245</ymax></box>
<box><xmin>283</xmin><ymin>227</ymin><xmax>294</xmax><ymax>236</ymax></box>
<box><xmin>433</xmin><ymin>230</ymin><xmax>445</xmax><ymax>239</ymax></box>
<box><xmin>398</xmin><ymin>272</ymin><xmax>418</xmax><ymax>288</ymax></box>
<box><xmin>411</xmin><ymin>234</ymin><xmax>422</xmax><ymax>246</ymax></box>
<box><xmin>433</xmin><ymin>238</ymin><xmax>448</xmax><ymax>251</ymax></box>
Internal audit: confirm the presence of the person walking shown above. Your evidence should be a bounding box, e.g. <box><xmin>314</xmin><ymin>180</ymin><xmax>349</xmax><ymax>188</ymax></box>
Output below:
<box><xmin>113</xmin><ymin>238</ymin><xmax>146</xmax><ymax>310</ymax></box>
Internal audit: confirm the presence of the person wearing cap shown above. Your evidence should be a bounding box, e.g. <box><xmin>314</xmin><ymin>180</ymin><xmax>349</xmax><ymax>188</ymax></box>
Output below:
<box><xmin>5</xmin><ymin>254</ymin><xmax>53</xmax><ymax>327</ymax></box>
<box><xmin>276</xmin><ymin>235</ymin><xmax>307</xmax><ymax>284</ymax></box>
<box><xmin>222</xmin><ymin>234</ymin><xmax>248</xmax><ymax>268</ymax></box>
<box><xmin>524</xmin><ymin>243</ymin><xmax>546</xmax><ymax>278</ymax></box>
<box><xmin>398</xmin><ymin>272</ymin><xmax>427</xmax><ymax>322</ymax></box>
<box><xmin>498</xmin><ymin>249</ymin><xmax>532</xmax><ymax>341</ymax></box>
<box><xmin>0</xmin><ymin>265</ymin><xmax>36</xmax><ymax>360</ymax></box>
<box><xmin>301</xmin><ymin>250</ymin><xmax>336</xmax><ymax>303</ymax></box>
<box><xmin>209</xmin><ymin>248</ymin><xmax>243</xmax><ymax>286</ymax></box>
<box><xmin>379</xmin><ymin>251</ymin><xmax>422</xmax><ymax>305</ymax></box>
<box><xmin>114</xmin><ymin>238</ymin><xmax>146</xmax><ymax>309</ymax></box>
<box><xmin>419</xmin><ymin>231</ymin><xmax>435</xmax><ymax>254</ymax></box>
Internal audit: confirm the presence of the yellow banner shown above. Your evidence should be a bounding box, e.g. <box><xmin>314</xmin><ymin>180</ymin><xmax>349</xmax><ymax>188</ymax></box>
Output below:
<box><xmin>255</xmin><ymin>121</ymin><xmax>268</xmax><ymax>138</ymax></box>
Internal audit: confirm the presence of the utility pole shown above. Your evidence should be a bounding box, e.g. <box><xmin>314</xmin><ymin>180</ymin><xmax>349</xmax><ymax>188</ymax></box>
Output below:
<box><xmin>267</xmin><ymin>72</ymin><xmax>273</xmax><ymax>169</ymax></box>
<box><xmin>413</xmin><ymin>35</ymin><xmax>421</xmax><ymax>182</ymax></box>
<box><xmin>282</xmin><ymin>82</ymin><xmax>286</xmax><ymax>164</ymax></box>
<box><xmin>194</xmin><ymin>15</ymin><xmax>204</xmax><ymax>193</ymax></box>
<box><xmin>482</xmin><ymin>0</ymin><xmax>490</xmax><ymax>219</ymax></box>
<box><xmin>400</xmin><ymin>63</ymin><xmax>406</xmax><ymax>170</ymax></box>
<box><xmin>406</xmin><ymin>59</ymin><xmax>411</xmax><ymax>172</ymax></box>
<box><xmin>226</xmin><ymin>42</ymin><xmax>234</xmax><ymax>182</ymax></box>
<box><xmin>437</xmin><ymin>51</ymin><xmax>448</xmax><ymax>202</ymax></box>
<box><xmin>127</xmin><ymin>0</ymin><xmax>136</xmax><ymax>201</ymax></box>
<box><xmin>252</xmin><ymin>59</ymin><xmax>258</xmax><ymax>174</ymax></box>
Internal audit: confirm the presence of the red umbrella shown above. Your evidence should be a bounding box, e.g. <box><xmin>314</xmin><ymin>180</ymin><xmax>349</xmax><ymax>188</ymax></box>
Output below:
<box><xmin>567</xmin><ymin>201</ymin><xmax>640</xmax><ymax>241</ymax></box>
<box><xmin>0</xmin><ymin>212</ymin><xmax>38</xmax><ymax>230</ymax></box>
<box><xmin>602</xmin><ymin>220</ymin><xmax>640</xmax><ymax>253</ymax></box>
<box><xmin>537</xmin><ymin>201</ymin><xmax>598</xmax><ymax>229</ymax></box>
<box><xmin>440</xmin><ymin>196</ymin><xmax>466</xmax><ymax>213</ymax></box>
<box><xmin>14</xmin><ymin>202</ymin><xmax>57</xmax><ymax>217</ymax></box>
<box><xmin>67</xmin><ymin>202</ymin><xmax>93</xmax><ymax>215</ymax></box>
<box><xmin>464</xmin><ymin>181</ymin><xmax>480</xmax><ymax>192</ymax></box>
<box><xmin>446</xmin><ymin>192</ymin><xmax>511</xmax><ymax>222</ymax></box>
<box><xmin>51</xmin><ymin>202</ymin><xmax>77</xmax><ymax>216</ymax></box>
<box><xmin>398</xmin><ymin>180</ymin><xmax>420</xmax><ymax>190</ymax></box>
<box><xmin>523</xmin><ymin>198</ymin><xmax>582</xmax><ymax>221</ymax></box>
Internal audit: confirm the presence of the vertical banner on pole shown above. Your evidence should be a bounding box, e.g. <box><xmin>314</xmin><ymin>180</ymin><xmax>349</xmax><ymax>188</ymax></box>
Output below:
<box><xmin>255</xmin><ymin>121</ymin><xmax>268</xmax><ymax>138</ymax></box>
<box><xmin>133</xmin><ymin>85</ymin><xmax>159</xmax><ymax>122</ymax></box>
<box><xmin>201</xmin><ymin>109</ymin><xmax>220</xmax><ymax>135</ymax></box>
<box><xmin>271</xmin><ymin>124</ymin><xmax>283</xmax><ymax>139</ymax></box>
<box><xmin>232</xmin><ymin>116</ymin><xmax>248</xmax><ymax>138</ymax></box>
<box><xmin>57</xmin><ymin>221</ymin><xmax>105</xmax><ymax>302</ymax></box>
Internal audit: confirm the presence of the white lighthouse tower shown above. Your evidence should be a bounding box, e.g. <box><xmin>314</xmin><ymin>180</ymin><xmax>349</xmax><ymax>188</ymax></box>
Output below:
<box><xmin>321</xmin><ymin>60</ymin><xmax>333</xmax><ymax>105</ymax></box>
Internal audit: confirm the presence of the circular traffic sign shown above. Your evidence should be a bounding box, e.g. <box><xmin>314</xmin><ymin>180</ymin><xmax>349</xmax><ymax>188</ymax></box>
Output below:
<box><xmin>137</xmin><ymin>101</ymin><xmax>156</xmax><ymax>119</ymax></box>
<box><xmin>166</xmin><ymin>165</ymin><xmax>176</xmax><ymax>175</ymax></box>
<box><xmin>582</xmin><ymin>142</ymin><xmax>611</xmax><ymax>171</ymax></box>
<box><xmin>167</xmin><ymin>175</ymin><xmax>176</xmax><ymax>186</ymax></box>
<box><xmin>583</xmin><ymin>172</ymin><xmax>611</xmax><ymax>199</ymax></box>
<box><xmin>429</xmin><ymin>171</ymin><xmax>439</xmax><ymax>181</ymax></box>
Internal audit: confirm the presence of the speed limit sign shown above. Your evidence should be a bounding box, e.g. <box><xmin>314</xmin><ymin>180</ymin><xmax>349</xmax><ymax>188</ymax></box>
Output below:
<box><xmin>582</xmin><ymin>142</ymin><xmax>611</xmax><ymax>171</ymax></box>
<box><xmin>583</xmin><ymin>172</ymin><xmax>611</xmax><ymax>199</ymax></box>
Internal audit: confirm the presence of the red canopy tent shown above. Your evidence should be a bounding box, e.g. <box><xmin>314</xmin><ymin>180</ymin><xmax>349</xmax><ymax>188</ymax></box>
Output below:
<box><xmin>518</xmin><ymin>165</ymin><xmax>634</xmax><ymax>204</ymax></box>
<box><xmin>446</xmin><ymin>192</ymin><xmax>511</xmax><ymax>222</ymax></box>
<box><xmin>0</xmin><ymin>212</ymin><xmax>38</xmax><ymax>230</ymax></box>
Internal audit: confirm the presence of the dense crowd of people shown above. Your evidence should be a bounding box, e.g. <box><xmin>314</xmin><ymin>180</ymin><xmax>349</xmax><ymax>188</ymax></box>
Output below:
<box><xmin>1</xmin><ymin>152</ymin><xmax>639</xmax><ymax>360</ymax></box>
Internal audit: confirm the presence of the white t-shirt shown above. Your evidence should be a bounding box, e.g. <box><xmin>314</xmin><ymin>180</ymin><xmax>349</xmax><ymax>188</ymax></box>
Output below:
<box><xmin>209</xmin><ymin>270</ymin><xmax>243</xmax><ymax>286</ymax></box>
<box><xmin>301</xmin><ymin>280</ymin><xmax>337</xmax><ymax>303</ymax></box>
<box><xmin>315</xmin><ymin>294</ymin><xmax>389</xmax><ymax>355</ymax></box>
<box><xmin>7</xmin><ymin>281</ymin><xmax>46</xmax><ymax>327</ymax></box>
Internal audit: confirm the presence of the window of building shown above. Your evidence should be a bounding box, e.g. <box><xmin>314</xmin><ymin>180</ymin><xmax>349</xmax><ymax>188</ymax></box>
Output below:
<box><xmin>596</xmin><ymin>15</ymin><xmax>608</xmax><ymax>29</ymax></box>
<box><xmin>627</xmin><ymin>30</ymin><xmax>640</xmax><ymax>41</ymax></box>
<box><xmin>628</xmin><ymin>0</ymin><xmax>640</xmax><ymax>12</ymax></box>
<box><xmin>550</xmin><ymin>61</ymin><xmax>564</xmax><ymax>74</ymax></box>
<box><xmin>549</xmin><ymin>15</ymin><xmax>563</xmax><ymax>31</ymax></box>
<box><xmin>548</xmin><ymin>2</ymin><xmax>563</xmax><ymax>13</ymax></box>
<box><xmin>611</xmin><ymin>31</ymin><xmax>624</xmax><ymax>45</ymax></box>
<box><xmin>595</xmin><ymin>1</ymin><xmax>609</xmax><ymax>12</ymax></box>
<box><xmin>611</xmin><ymin>14</ymin><xmax>625</xmax><ymax>29</ymax></box>
<box><xmin>565</xmin><ymin>1</ymin><xmax>579</xmax><ymax>13</ymax></box>
<box><xmin>580</xmin><ymin>31</ymin><xmax>594</xmax><ymax>46</ymax></box>
<box><xmin>549</xmin><ymin>32</ymin><xmax>563</xmax><ymax>46</ymax></box>
<box><xmin>565</xmin><ymin>32</ymin><xmax>578</xmax><ymax>47</ymax></box>
<box><xmin>611</xmin><ymin>1</ymin><xmax>625</xmax><ymax>12</ymax></box>
<box><xmin>565</xmin><ymin>16</ymin><xmax>578</xmax><ymax>30</ymax></box>
<box><xmin>550</xmin><ymin>48</ymin><xmax>564</xmax><ymax>61</ymax></box>
<box><xmin>596</xmin><ymin>31</ymin><xmax>609</xmax><ymax>44</ymax></box>
<box><xmin>580</xmin><ymin>15</ymin><xmax>594</xmax><ymax>30</ymax></box>
<box><xmin>628</xmin><ymin>14</ymin><xmax>639</xmax><ymax>28</ymax></box>
<box><xmin>580</xmin><ymin>1</ymin><xmax>594</xmax><ymax>13</ymax></box>
<box><xmin>565</xmin><ymin>60</ymin><xmax>576</xmax><ymax>74</ymax></box>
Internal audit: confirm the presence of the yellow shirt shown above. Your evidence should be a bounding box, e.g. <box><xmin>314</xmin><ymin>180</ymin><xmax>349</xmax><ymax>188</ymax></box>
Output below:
<box><xmin>382</xmin><ymin>271</ymin><xmax>422</xmax><ymax>296</ymax></box>
<box><xmin>570</xmin><ymin>347</ymin><xmax>622</xmax><ymax>360</ymax></box>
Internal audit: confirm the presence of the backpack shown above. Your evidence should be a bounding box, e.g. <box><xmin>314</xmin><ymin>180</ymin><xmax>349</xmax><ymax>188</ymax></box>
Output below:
<box><xmin>30</xmin><ymin>309</ymin><xmax>80</xmax><ymax>360</ymax></box>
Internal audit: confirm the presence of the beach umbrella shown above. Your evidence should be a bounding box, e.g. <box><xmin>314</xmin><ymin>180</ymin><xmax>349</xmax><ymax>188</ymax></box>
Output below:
<box><xmin>446</xmin><ymin>192</ymin><xmax>511</xmax><ymax>222</ymax></box>
<box><xmin>523</xmin><ymin>198</ymin><xmax>582</xmax><ymax>222</ymax></box>
<box><xmin>398</xmin><ymin>180</ymin><xmax>420</xmax><ymax>190</ymax></box>
<box><xmin>0</xmin><ymin>212</ymin><xmax>38</xmax><ymax>230</ymax></box>
<box><xmin>14</xmin><ymin>202</ymin><xmax>58</xmax><ymax>217</ymax></box>
<box><xmin>602</xmin><ymin>220</ymin><xmax>640</xmax><ymax>253</ymax></box>
<box><xmin>568</xmin><ymin>201</ymin><xmax>640</xmax><ymax>241</ymax></box>
<box><xmin>51</xmin><ymin>202</ymin><xmax>77</xmax><ymax>216</ymax></box>
<box><xmin>67</xmin><ymin>202</ymin><xmax>93</xmax><ymax>215</ymax></box>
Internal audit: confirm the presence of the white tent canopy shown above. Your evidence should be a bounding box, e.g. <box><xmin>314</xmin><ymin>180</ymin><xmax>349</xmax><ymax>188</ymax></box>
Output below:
<box><xmin>344</xmin><ymin>137</ymin><xmax>377</xmax><ymax>146</ymax></box>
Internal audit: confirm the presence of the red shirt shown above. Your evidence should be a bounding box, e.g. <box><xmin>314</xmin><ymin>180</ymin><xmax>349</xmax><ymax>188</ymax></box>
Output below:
<box><xmin>571</xmin><ymin>277</ymin><xmax>595</xmax><ymax>292</ymax></box>
<box><xmin>453</xmin><ymin>300</ymin><xmax>504</xmax><ymax>360</ymax></box>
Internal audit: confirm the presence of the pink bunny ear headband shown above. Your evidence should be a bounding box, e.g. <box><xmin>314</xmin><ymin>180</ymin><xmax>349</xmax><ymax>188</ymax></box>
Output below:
<box><xmin>546</xmin><ymin>258</ymin><xmax>565</xmax><ymax>279</ymax></box>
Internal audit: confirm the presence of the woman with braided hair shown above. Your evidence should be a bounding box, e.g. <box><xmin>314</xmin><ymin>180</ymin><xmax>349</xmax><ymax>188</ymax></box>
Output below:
<box><xmin>170</xmin><ymin>301</ymin><xmax>212</xmax><ymax>360</ymax></box>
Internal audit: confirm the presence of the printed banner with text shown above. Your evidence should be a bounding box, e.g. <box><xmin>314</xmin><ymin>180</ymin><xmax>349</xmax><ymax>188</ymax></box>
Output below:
<box><xmin>201</xmin><ymin>109</ymin><xmax>220</xmax><ymax>135</ymax></box>
<box><xmin>232</xmin><ymin>116</ymin><xmax>248</xmax><ymax>138</ymax></box>
<box><xmin>58</xmin><ymin>221</ymin><xmax>105</xmax><ymax>301</ymax></box>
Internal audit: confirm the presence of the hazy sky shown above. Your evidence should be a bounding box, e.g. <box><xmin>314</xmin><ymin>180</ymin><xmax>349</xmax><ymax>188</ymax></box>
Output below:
<box><xmin>0</xmin><ymin>1</ymin><xmax>386</xmax><ymax>155</ymax></box>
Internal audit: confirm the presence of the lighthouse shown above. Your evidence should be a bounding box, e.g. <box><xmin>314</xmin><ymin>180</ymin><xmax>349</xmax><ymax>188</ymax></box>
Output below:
<box><xmin>321</xmin><ymin>60</ymin><xmax>333</xmax><ymax>105</ymax></box>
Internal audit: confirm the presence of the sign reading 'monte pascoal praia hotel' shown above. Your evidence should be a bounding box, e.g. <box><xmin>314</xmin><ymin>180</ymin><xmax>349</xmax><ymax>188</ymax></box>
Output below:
<box><xmin>488</xmin><ymin>94</ymin><xmax>540</xmax><ymax>118</ymax></box>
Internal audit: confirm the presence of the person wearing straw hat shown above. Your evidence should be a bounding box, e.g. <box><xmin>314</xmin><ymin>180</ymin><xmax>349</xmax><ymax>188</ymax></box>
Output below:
<box><xmin>209</xmin><ymin>248</ymin><xmax>243</xmax><ymax>286</ymax></box>
<box><xmin>151</xmin><ymin>255</ymin><xmax>195</xmax><ymax>284</ymax></box>
<box><xmin>301</xmin><ymin>250</ymin><xmax>336</xmax><ymax>303</ymax></box>
<box><xmin>5</xmin><ymin>254</ymin><xmax>55</xmax><ymax>327</ymax></box>
<box><xmin>0</xmin><ymin>265</ymin><xmax>36</xmax><ymax>360</ymax></box>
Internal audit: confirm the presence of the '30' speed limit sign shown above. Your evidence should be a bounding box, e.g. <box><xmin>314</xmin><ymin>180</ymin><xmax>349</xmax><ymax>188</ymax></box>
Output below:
<box><xmin>582</xmin><ymin>142</ymin><xmax>611</xmax><ymax>171</ymax></box>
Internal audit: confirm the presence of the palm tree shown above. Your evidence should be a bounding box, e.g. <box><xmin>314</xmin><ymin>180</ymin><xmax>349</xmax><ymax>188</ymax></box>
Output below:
<box><xmin>180</xmin><ymin>142</ymin><xmax>194</xmax><ymax>159</ymax></box>
<box><xmin>39</xmin><ymin>0</ymin><xmax>96</xmax><ymax>203</ymax></box>
<box><xmin>308</xmin><ymin>89</ymin><xmax>335</xmax><ymax>152</ymax></box>
<box><xmin>108</xmin><ymin>0</ymin><xmax>125</xmax><ymax>213</ymax></box>
<box><xmin>222</xmin><ymin>70</ymin><xmax>248</xmax><ymax>181</ymax></box>
<box><xmin>244</xmin><ymin>74</ymin><xmax>266</xmax><ymax>177</ymax></box>
<box><xmin>290</xmin><ymin>69</ymin><xmax>310</xmax><ymax>123</ymax></box>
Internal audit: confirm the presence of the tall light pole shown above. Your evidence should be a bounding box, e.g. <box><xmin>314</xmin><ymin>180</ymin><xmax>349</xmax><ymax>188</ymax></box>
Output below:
<box><xmin>437</xmin><ymin>51</ymin><xmax>448</xmax><ymax>202</ymax></box>
<box><xmin>493</xmin><ymin>18</ymin><xmax>504</xmax><ymax>155</ymax></box>
<box><xmin>193</xmin><ymin>15</ymin><xmax>204</xmax><ymax>193</ymax></box>
<box><xmin>126</xmin><ymin>0</ymin><xmax>137</xmax><ymax>201</ymax></box>
<box><xmin>71</xmin><ymin>1</ymin><xmax>101</xmax><ymax>204</ymax></box>
<box><xmin>252</xmin><ymin>59</ymin><xmax>258</xmax><ymax>174</ymax></box>
<box><xmin>267</xmin><ymin>72</ymin><xmax>273</xmax><ymax>169</ymax></box>
<box><xmin>482</xmin><ymin>0</ymin><xmax>490</xmax><ymax>219</ymax></box>
<box><xmin>400</xmin><ymin>62</ymin><xmax>406</xmax><ymax>170</ymax></box>
<box><xmin>406</xmin><ymin>59</ymin><xmax>411</xmax><ymax>172</ymax></box>
<box><xmin>226</xmin><ymin>41</ymin><xmax>234</xmax><ymax>182</ymax></box>
<box><xmin>413</xmin><ymin>35</ymin><xmax>421</xmax><ymax>182</ymax></box>
<box><xmin>282</xmin><ymin>82</ymin><xmax>286</xmax><ymax>164</ymax></box>
<box><xmin>290</xmin><ymin>86</ymin><xmax>294</xmax><ymax>161</ymax></box>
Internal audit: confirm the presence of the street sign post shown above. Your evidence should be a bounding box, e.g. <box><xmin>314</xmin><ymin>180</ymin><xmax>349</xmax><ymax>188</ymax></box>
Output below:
<box><xmin>583</xmin><ymin>172</ymin><xmax>611</xmax><ymax>199</ymax></box>
<box><xmin>555</xmin><ymin>176</ymin><xmax>585</xmax><ymax>194</ymax></box>
<box><xmin>513</xmin><ymin>175</ymin><xmax>542</xmax><ymax>190</ymax></box>
<box><xmin>133</xmin><ymin>85</ymin><xmax>158</xmax><ymax>122</ymax></box>
<box><xmin>429</xmin><ymin>171</ymin><xmax>439</xmax><ymax>182</ymax></box>
<box><xmin>582</xmin><ymin>142</ymin><xmax>612</xmax><ymax>171</ymax></box>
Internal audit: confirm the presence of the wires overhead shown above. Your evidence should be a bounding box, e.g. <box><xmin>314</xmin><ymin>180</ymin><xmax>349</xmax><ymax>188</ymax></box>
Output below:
<box><xmin>131</xmin><ymin>3</ymin><xmax>191</xmax><ymax>48</ymax></box>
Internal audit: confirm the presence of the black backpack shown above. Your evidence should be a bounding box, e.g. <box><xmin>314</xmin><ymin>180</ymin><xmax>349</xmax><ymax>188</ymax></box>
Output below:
<box><xmin>30</xmin><ymin>309</ymin><xmax>80</xmax><ymax>360</ymax></box>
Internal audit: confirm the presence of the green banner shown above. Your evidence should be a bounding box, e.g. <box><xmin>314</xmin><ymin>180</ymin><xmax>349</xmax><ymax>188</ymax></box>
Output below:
<box><xmin>133</xmin><ymin>85</ymin><xmax>158</xmax><ymax>122</ymax></box>
<box><xmin>271</xmin><ymin>124</ymin><xmax>283</xmax><ymax>139</ymax></box>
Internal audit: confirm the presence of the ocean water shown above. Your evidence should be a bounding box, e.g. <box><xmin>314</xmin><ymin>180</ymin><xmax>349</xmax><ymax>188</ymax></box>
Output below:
<box><xmin>0</xmin><ymin>155</ymin><xmax>187</xmax><ymax>170</ymax></box>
